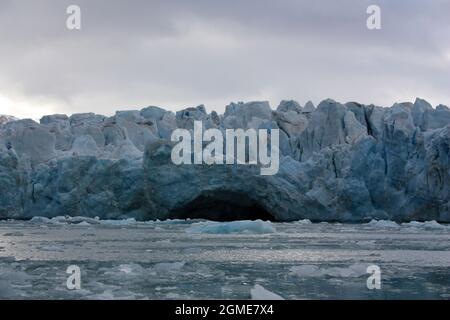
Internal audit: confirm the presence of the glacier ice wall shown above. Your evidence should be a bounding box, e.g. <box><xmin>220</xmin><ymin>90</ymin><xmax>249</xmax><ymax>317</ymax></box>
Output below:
<box><xmin>0</xmin><ymin>98</ymin><xmax>449</xmax><ymax>222</ymax></box>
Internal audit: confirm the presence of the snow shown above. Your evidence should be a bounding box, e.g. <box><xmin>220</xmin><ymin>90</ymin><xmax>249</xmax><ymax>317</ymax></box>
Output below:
<box><xmin>186</xmin><ymin>220</ymin><xmax>275</xmax><ymax>234</ymax></box>
<box><xmin>118</xmin><ymin>263</ymin><xmax>145</xmax><ymax>275</ymax></box>
<box><xmin>88</xmin><ymin>290</ymin><xmax>116</xmax><ymax>300</ymax></box>
<box><xmin>29</xmin><ymin>216</ymin><xmax>51</xmax><ymax>224</ymax></box>
<box><xmin>27</xmin><ymin>216</ymin><xmax>195</xmax><ymax>226</ymax></box>
<box><xmin>402</xmin><ymin>220</ymin><xmax>448</xmax><ymax>230</ymax></box>
<box><xmin>18</xmin><ymin>216</ymin><xmax>449</xmax><ymax>231</ymax></box>
<box><xmin>289</xmin><ymin>265</ymin><xmax>322</xmax><ymax>277</ymax></box>
<box><xmin>250</xmin><ymin>284</ymin><xmax>284</xmax><ymax>300</ymax></box>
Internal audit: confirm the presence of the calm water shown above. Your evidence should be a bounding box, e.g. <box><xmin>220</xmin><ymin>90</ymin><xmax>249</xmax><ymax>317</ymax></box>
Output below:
<box><xmin>0</xmin><ymin>218</ymin><xmax>449</xmax><ymax>299</ymax></box>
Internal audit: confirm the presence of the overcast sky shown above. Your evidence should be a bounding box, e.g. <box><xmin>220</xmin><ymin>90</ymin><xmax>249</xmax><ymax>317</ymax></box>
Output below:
<box><xmin>0</xmin><ymin>0</ymin><xmax>449</xmax><ymax>119</ymax></box>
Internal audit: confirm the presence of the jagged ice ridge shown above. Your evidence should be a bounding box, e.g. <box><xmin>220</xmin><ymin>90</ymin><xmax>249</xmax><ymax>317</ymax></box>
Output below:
<box><xmin>1</xmin><ymin>98</ymin><xmax>449</xmax><ymax>222</ymax></box>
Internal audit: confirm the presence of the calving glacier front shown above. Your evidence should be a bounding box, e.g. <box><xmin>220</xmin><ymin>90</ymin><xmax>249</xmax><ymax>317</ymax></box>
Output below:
<box><xmin>0</xmin><ymin>98</ymin><xmax>449</xmax><ymax>222</ymax></box>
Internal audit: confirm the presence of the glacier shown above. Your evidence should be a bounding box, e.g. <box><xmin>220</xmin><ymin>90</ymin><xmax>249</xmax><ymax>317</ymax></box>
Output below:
<box><xmin>1</xmin><ymin>98</ymin><xmax>450</xmax><ymax>222</ymax></box>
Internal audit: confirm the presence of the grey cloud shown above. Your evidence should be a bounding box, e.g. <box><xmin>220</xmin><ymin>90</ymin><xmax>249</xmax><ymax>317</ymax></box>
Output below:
<box><xmin>0</xmin><ymin>0</ymin><xmax>449</xmax><ymax>118</ymax></box>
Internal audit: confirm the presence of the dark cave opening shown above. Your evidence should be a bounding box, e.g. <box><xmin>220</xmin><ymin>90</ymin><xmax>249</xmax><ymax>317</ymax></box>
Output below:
<box><xmin>169</xmin><ymin>191</ymin><xmax>275</xmax><ymax>221</ymax></box>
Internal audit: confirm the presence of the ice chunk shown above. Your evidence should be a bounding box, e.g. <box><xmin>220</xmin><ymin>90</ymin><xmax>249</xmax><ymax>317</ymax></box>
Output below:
<box><xmin>88</xmin><ymin>290</ymin><xmax>115</xmax><ymax>300</ymax></box>
<box><xmin>186</xmin><ymin>220</ymin><xmax>275</xmax><ymax>234</ymax></box>
<box><xmin>290</xmin><ymin>263</ymin><xmax>368</xmax><ymax>278</ymax></box>
<box><xmin>289</xmin><ymin>265</ymin><xmax>321</xmax><ymax>277</ymax></box>
<box><xmin>118</xmin><ymin>263</ymin><xmax>145</xmax><ymax>275</ymax></box>
<box><xmin>28</xmin><ymin>216</ymin><xmax>139</xmax><ymax>226</ymax></box>
<box><xmin>30</xmin><ymin>216</ymin><xmax>100</xmax><ymax>225</ymax></box>
<box><xmin>68</xmin><ymin>217</ymin><xmax>100</xmax><ymax>225</ymax></box>
<box><xmin>29</xmin><ymin>216</ymin><xmax>51</xmax><ymax>224</ymax></box>
<box><xmin>294</xmin><ymin>219</ymin><xmax>312</xmax><ymax>225</ymax></box>
<box><xmin>250</xmin><ymin>284</ymin><xmax>284</xmax><ymax>300</ymax></box>
<box><xmin>100</xmin><ymin>218</ymin><xmax>137</xmax><ymax>226</ymax></box>
<box><xmin>402</xmin><ymin>220</ymin><xmax>448</xmax><ymax>230</ymax></box>
<box><xmin>366</xmin><ymin>220</ymin><xmax>399</xmax><ymax>228</ymax></box>
<box><xmin>77</xmin><ymin>221</ymin><xmax>91</xmax><ymax>226</ymax></box>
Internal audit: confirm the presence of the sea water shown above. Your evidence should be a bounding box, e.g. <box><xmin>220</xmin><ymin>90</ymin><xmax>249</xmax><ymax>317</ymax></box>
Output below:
<box><xmin>0</xmin><ymin>218</ymin><xmax>449</xmax><ymax>299</ymax></box>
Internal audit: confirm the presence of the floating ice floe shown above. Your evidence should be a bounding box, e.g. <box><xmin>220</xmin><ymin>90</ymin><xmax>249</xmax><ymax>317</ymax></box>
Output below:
<box><xmin>365</xmin><ymin>219</ymin><xmax>399</xmax><ymax>228</ymax></box>
<box><xmin>250</xmin><ymin>284</ymin><xmax>284</xmax><ymax>300</ymax></box>
<box><xmin>21</xmin><ymin>217</ymin><xmax>449</xmax><ymax>231</ymax></box>
<box><xmin>100</xmin><ymin>218</ymin><xmax>138</xmax><ymax>226</ymax></box>
<box><xmin>365</xmin><ymin>219</ymin><xmax>450</xmax><ymax>230</ymax></box>
<box><xmin>77</xmin><ymin>221</ymin><xmax>91</xmax><ymax>226</ymax></box>
<box><xmin>26</xmin><ymin>216</ymin><xmax>196</xmax><ymax>226</ymax></box>
<box><xmin>100</xmin><ymin>263</ymin><xmax>150</xmax><ymax>280</ymax></box>
<box><xmin>294</xmin><ymin>219</ymin><xmax>312</xmax><ymax>225</ymax></box>
<box><xmin>290</xmin><ymin>263</ymin><xmax>368</xmax><ymax>278</ymax></box>
<box><xmin>186</xmin><ymin>220</ymin><xmax>275</xmax><ymax>234</ymax></box>
<box><xmin>29</xmin><ymin>216</ymin><xmax>101</xmax><ymax>225</ymax></box>
<box><xmin>401</xmin><ymin>220</ymin><xmax>448</xmax><ymax>230</ymax></box>
<box><xmin>87</xmin><ymin>289</ymin><xmax>116</xmax><ymax>300</ymax></box>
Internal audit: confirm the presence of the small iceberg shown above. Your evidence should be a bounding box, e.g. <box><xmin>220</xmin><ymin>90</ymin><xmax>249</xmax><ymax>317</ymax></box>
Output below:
<box><xmin>294</xmin><ymin>219</ymin><xmax>312</xmax><ymax>225</ymax></box>
<box><xmin>29</xmin><ymin>216</ymin><xmax>101</xmax><ymax>225</ymax></box>
<box><xmin>365</xmin><ymin>219</ymin><xmax>399</xmax><ymax>228</ymax></box>
<box><xmin>186</xmin><ymin>220</ymin><xmax>275</xmax><ymax>234</ymax></box>
<box><xmin>250</xmin><ymin>284</ymin><xmax>284</xmax><ymax>300</ymax></box>
<box><xmin>100</xmin><ymin>218</ymin><xmax>137</xmax><ymax>226</ymax></box>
